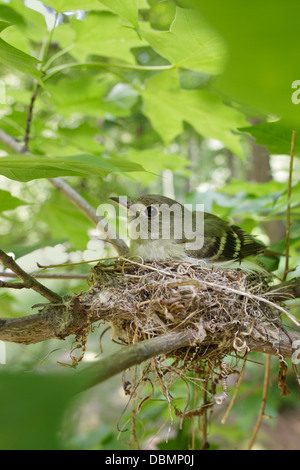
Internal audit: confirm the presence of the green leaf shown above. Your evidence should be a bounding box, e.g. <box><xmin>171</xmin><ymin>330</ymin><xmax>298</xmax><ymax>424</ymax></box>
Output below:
<box><xmin>123</xmin><ymin>147</ymin><xmax>191</xmax><ymax>186</ymax></box>
<box><xmin>141</xmin><ymin>70</ymin><xmax>247</xmax><ymax>156</ymax></box>
<box><xmin>240</xmin><ymin>121</ymin><xmax>300</xmax><ymax>158</ymax></box>
<box><xmin>57</xmin><ymin>123</ymin><xmax>105</xmax><ymax>154</ymax></box>
<box><xmin>219</xmin><ymin>179</ymin><xmax>287</xmax><ymax>197</ymax></box>
<box><xmin>7</xmin><ymin>0</ymin><xmax>48</xmax><ymax>43</ymax></box>
<box><xmin>66</xmin><ymin>11</ymin><xmax>144</xmax><ymax>63</ymax></box>
<box><xmin>139</xmin><ymin>7</ymin><xmax>226</xmax><ymax>74</ymax></box>
<box><xmin>43</xmin><ymin>0</ymin><xmax>102</xmax><ymax>11</ymax></box>
<box><xmin>0</xmin><ymin>35</ymin><xmax>41</xmax><ymax>78</ymax></box>
<box><xmin>0</xmin><ymin>189</ymin><xmax>29</xmax><ymax>212</ymax></box>
<box><xmin>0</xmin><ymin>154</ymin><xmax>145</xmax><ymax>182</ymax></box>
<box><xmin>37</xmin><ymin>192</ymin><xmax>91</xmax><ymax>249</ymax></box>
<box><xmin>99</xmin><ymin>0</ymin><xmax>139</xmax><ymax>27</ymax></box>
<box><xmin>0</xmin><ymin>21</ymin><xmax>12</xmax><ymax>33</ymax></box>
<box><xmin>190</xmin><ymin>0</ymin><xmax>300</xmax><ymax>128</ymax></box>
<box><xmin>45</xmin><ymin>75</ymin><xmax>134</xmax><ymax>117</ymax></box>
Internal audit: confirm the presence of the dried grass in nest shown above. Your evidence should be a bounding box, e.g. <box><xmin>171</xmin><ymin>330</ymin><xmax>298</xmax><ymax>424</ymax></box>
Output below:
<box><xmin>88</xmin><ymin>260</ymin><xmax>286</xmax><ymax>376</ymax></box>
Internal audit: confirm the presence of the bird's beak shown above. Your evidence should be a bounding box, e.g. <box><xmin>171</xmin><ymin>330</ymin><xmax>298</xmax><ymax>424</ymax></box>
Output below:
<box><xmin>109</xmin><ymin>197</ymin><xmax>130</xmax><ymax>210</ymax></box>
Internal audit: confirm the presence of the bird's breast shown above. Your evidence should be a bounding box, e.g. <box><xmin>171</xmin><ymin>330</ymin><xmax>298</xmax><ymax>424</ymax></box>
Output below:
<box><xmin>129</xmin><ymin>238</ymin><xmax>187</xmax><ymax>262</ymax></box>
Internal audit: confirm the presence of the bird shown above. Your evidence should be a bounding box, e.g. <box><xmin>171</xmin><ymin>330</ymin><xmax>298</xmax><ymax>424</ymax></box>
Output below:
<box><xmin>110</xmin><ymin>194</ymin><xmax>268</xmax><ymax>269</ymax></box>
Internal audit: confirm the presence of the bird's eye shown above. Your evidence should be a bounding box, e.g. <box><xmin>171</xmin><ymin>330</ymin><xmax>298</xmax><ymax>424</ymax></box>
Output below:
<box><xmin>145</xmin><ymin>205</ymin><xmax>158</xmax><ymax>218</ymax></box>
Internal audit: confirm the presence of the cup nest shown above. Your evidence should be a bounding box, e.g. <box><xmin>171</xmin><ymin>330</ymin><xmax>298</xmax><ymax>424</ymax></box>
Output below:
<box><xmin>88</xmin><ymin>259</ymin><xmax>287</xmax><ymax>369</ymax></box>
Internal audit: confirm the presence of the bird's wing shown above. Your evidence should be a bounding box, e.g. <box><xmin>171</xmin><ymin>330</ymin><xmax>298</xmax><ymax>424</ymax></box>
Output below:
<box><xmin>178</xmin><ymin>211</ymin><xmax>265</xmax><ymax>261</ymax></box>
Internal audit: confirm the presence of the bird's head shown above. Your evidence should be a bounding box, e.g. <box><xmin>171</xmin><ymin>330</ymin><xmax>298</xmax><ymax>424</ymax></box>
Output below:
<box><xmin>110</xmin><ymin>194</ymin><xmax>187</xmax><ymax>242</ymax></box>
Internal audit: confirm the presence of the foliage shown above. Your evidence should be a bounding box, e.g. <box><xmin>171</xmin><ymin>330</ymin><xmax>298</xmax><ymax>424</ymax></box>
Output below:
<box><xmin>0</xmin><ymin>0</ymin><xmax>299</xmax><ymax>450</ymax></box>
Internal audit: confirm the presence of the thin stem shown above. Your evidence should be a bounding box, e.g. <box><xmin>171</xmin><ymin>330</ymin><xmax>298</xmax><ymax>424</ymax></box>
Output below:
<box><xmin>23</xmin><ymin>12</ymin><xmax>59</xmax><ymax>152</ymax></box>
<box><xmin>40</xmin><ymin>11</ymin><xmax>59</xmax><ymax>67</ymax></box>
<box><xmin>283</xmin><ymin>130</ymin><xmax>296</xmax><ymax>281</ymax></box>
<box><xmin>0</xmin><ymin>250</ymin><xmax>62</xmax><ymax>303</ymax></box>
<box><xmin>23</xmin><ymin>82</ymin><xmax>39</xmax><ymax>152</ymax></box>
<box><xmin>248</xmin><ymin>354</ymin><xmax>271</xmax><ymax>450</ymax></box>
<box><xmin>43</xmin><ymin>45</ymin><xmax>74</xmax><ymax>71</ymax></box>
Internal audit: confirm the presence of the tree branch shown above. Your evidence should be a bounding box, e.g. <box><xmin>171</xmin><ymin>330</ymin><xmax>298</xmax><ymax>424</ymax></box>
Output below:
<box><xmin>0</xmin><ymin>250</ymin><xmax>62</xmax><ymax>303</ymax></box>
<box><xmin>79</xmin><ymin>329</ymin><xmax>199</xmax><ymax>389</ymax></box>
<box><xmin>0</xmin><ymin>271</ymin><xmax>88</xmax><ymax>280</ymax></box>
<box><xmin>0</xmin><ymin>128</ymin><xmax>129</xmax><ymax>256</ymax></box>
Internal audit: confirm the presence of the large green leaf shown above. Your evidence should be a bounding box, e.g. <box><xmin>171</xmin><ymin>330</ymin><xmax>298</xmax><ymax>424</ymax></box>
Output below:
<box><xmin>99</xmin><ymin>0</ymin><xmax>138</xmax><ymax>27</ymax></box>
<box><xmin>37</xmin><ymin>191</ymin><xmax>91</xmax><ymax>249</ymax></box>
<box><xmin>240</xmin><ymin>122</ymin><xmax>300</xmax><ymax>158</ymax></box>
<box><xmin>139</xmin><ymin>7</ymin><xmax>226</xmax><ymax>74</ymax></box>
<box><xmin>66</xmin><ymin>11</ymin><xmax>144</xmax><ymax>63</ymax></box>
<box><xmin>7</xmin><ymin>0</ymin><xmax>48</xmax><ymax>43</ymax></box>
<box><xmin>44</xmin><ymin>75</ymin><xmax>134</xmax><ymax>117</ymax></box>
<box><xmin>141</xmin><ymin>70</ymin><xmax>247</xmax><ymax>156</ymax></box>
<box><xmin>0</xmin><ymin>189</ymin><xmax>29</xmax><ymax>212</ymax></box>
<box><xmin>187</xmin><ymin>0</ymin><xmax>300</xmax><ymax>128</ymax></box>
<box><xmin>0</xmin><ymin>154</ymin><xmax>145</xmax><ymax>182</ymax></box>
<box><xmin>0</xmin><ymin>33</ymin><xmax>41</xmax><ymax>78</ymax></box>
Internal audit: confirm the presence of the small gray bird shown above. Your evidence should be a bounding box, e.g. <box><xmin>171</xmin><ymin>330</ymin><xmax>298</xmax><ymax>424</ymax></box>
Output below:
<box><xmin>110</xmin><ymin>194</ymin><xmax>267</xmax><ymax>270</ymax></box>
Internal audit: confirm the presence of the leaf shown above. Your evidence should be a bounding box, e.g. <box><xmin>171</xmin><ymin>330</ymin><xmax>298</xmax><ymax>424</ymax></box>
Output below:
<box><xmin>123</xmin><ymin>147</ymin><xmax>191</xmax><ymax>186</ymax></box>
<box><xmin>45</xmin><ymin>75</ymin><xmax>134</xmax><ymax>117</ymax></box>
<box><xmin>7</xmin><ymin>0</ymin><xmax>48</xmax><ymax>43</ymax></box>
<box><xmin>0</xmin><ymin>154</ymin><xmax>145</xmax><ymax>182</ymax></box>
<box><xmin>67</xmin><ymin>11</ymin><xmax>144</xmax><ymax>63</ymax></box>
<box><xmin>191</xmin><ymin>0</ymin><xmax>300</xmax><ymax>128</ymax></box>
<box><xmin>37</xmin><ymin>192</ymin><xmax>91</xmax><ymax>249</ymax></box>
<box><xmin>219</xmin><ymin>179</ymin><xmax>287</xmax><ymax>197</ymax></box>
<box><xmin>0</xmin><ymin>189</ymin><xmax>29</xmax><ymax>212</ymax></box>
<box><xmin>240</xmin><ymin>121</ymin><xmax>300</xmax><ymax>158</ymax></box>
<box><xmin>0</xmin><ymin>21</ymin><xmax>12</xmax><ymax>33</ymax></box>
<box><xmin>43</xmin><ymin>0</ymin><xmax>102</xmax><ymax>11</ymax></box>
<box><xmin>99</xmin><ymin>0</ymin><xmax>139</xmax><ymax>27</ymax></box>
<box><xmin>0</xmin><ymin>36</ymin><xmax>41</xmax><ymax>78</ymax></box>
<box><xmin>139</xmin><ymin>7</ymin><xmax>226</xmax><ymax>74</ymax></box>
<box><xmin>141</xmin><ymin>70</ymin><xmax>247</xmax><ymax>156</ymax></box>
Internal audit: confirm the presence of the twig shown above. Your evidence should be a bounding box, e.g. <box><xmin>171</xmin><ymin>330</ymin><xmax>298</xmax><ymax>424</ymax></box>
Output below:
<box><xmin>0</xmin><ymin>280</ymin><xmax>26</xmax><ymax>289</ymax></box>
<box><xmin>79</xmin><ymin>330</ymin><xmax>197</xmax><ymax>389</ymax></box>
<box><xmin>0</xmin><ymin>271</ymin><xmax>88</xmax><ymax>280</ymax></box>
<box><xmin>0</xmin><ymin>250</ymin><xmax>62</xmax><ymax>303</ymax></box>
<box><xmin>248</xmin><ymin>354</ymin><xmax>271</xmax><ymax>450</ymax></box>
<box><xmin>283</xmin><ymin>130</ymin><xmax>296</xmax><ymax>281</ymax></box>
<box><xmin>23</xmin><ymin>83</ymin><xmax>39</xmax><ymax>152</ymax></box>
<box><xmin>0</xmin><ymin>128</ymin><xmax>129</xmax><ymax>256</ymax></box>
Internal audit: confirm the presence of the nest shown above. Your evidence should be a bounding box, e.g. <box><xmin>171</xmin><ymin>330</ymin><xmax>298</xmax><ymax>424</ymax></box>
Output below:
<box><xmin>82</xmin><ymin>259</ymin><xmax>296</xmax><ymax>435</ymax></box>
<box><xmin>88</xmin><ymin>259</ymin><xmax>287</xmax><ymax>369</ymax></box>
